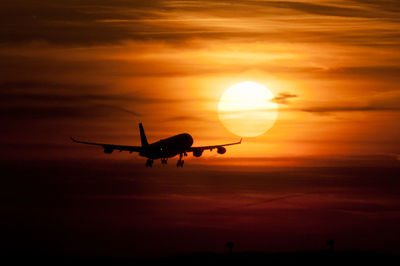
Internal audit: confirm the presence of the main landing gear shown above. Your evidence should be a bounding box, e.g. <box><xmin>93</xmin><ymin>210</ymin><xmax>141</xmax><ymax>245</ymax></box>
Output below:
<box><xmin>176</xmin><ymin>153</ymin><xmax>184</xmax><ymax>168</ymax></box>
<box><xmin>145</xmin><ymin>159</ymin><xmax>154</xmax><ymax>167</ymax></box>
<box><xmin>145</xmin><ymin>154</ymin><xmax>185</xmax><ymax>168</ymax></box>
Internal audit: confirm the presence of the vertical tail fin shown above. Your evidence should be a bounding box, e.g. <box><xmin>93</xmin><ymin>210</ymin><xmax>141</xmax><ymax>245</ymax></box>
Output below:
<box><xmin>139</xmin><ymin>123</ymin><xmax>148</xmax><ymax>147</ymax></box>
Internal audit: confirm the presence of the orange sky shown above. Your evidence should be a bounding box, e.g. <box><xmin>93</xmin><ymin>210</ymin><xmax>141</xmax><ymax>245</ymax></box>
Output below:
<box><xmin>2</xmin><ymin>2</ymin><xmax>400</xmax><ymax>258</ymax></box>
<box><xmin>1</xmin><ymin>0</ymin><xmax>400</xmax><ymax>162</ymax></box>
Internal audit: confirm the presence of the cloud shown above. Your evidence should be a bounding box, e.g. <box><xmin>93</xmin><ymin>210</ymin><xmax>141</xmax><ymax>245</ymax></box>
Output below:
<box><xmin>165</xmin><ymin>115</ymin><xmax>208</xmax><ymax>122</ymax></box>
<box><xmin>272</xmin><ymin>92</ymin><xmax>298</xmax><ymax>104</ymax></box>
<box><xmin>0</xmin><ymin>80</ymin><xmax>104</xmax><ymax>91</ymax></box>
<box><xmin>0</xmin><ymin>1</ymin><xmax>166</xmax><ymax>45</ymax></box>
<box><xmin>318</xmin><ymin>66</ymin><xmax>400</xmax><ymax>80</ymax></box>
<box><xmin>0</xmin><ymin>80</ymin><xmax>193</xmax><ymax>104</ymax></box>
<box><xmin>299</xmin><ymin>106</ymin><xmax>398</xmax><ymax>114</ymax></box>
<box><xmin>261</xmin><ymin>1</ymin><xmax>379</xmax><ymax>18</ymax></box>
<box><xmin>1</xmin><ymin>0</ymin><xmax>399</xmax><ymax>46</ymax></box>
<box><xmin>0</xmin><ymin>105</ymin><xmax>140</xmax><ymax>120</ymax></box>
<box><xmin>351</xmin><ymin>0</ymin><xmax>400</xmax><ymax>12</ymax></box>
<box><xmin>94</xmin><ymin>104</ymin><xmax>142</xmax><ymax>117</ymax></box>
<box><xmin>0</xmin><ymin>79</ymin><xmax>215</xmax><ymax>123</ymax></box>
<box><xmin>299</xmin><ymin>90</ymin><xmax>400</xmax><ymax>114</ymax></box>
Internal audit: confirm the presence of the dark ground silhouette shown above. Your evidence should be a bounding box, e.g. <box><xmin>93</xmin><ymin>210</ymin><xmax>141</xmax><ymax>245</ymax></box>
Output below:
<box><xmin>2</xmin><ymin>251</ymin><xmax>399</xmax><ymax>265</ymax></box>
<box><xmin>1</xmin><ymin>158</ymin><xmax>400</xmax><ymax>262</ymax></box>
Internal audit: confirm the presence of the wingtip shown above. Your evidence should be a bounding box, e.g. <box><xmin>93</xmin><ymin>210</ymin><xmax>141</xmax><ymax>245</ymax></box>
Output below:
<box><xmin>239</xmin><ymin>138</ymin><xmax>242</xmax><ymax>144</ymax></box>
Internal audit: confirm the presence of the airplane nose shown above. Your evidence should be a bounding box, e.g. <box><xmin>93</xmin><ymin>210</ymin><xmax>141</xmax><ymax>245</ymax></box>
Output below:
<box><xmin>186</xmin><ymin>134</ymin><xmax>193</xmax><ymax>146</ymax></box>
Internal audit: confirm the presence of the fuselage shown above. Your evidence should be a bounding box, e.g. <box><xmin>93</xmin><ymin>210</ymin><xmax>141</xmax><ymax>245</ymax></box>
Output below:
<box><xmin>139</xmin><ymin>133</ymin><xmax>193</xmax><ymax>159</ymax></box>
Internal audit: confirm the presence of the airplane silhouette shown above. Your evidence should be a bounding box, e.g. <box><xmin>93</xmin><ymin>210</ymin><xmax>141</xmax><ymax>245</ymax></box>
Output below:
<box><xmin>71</xmin><ymin>123</ymin><xmax>241</xmax><ymax>167</ymax></box>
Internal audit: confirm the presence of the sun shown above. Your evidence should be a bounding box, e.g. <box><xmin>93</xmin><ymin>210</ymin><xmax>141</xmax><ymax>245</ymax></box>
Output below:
<box><xmin>218</xmin><ymin>81</ymin><xmax>278</xmax><ymax>137</ymax></box>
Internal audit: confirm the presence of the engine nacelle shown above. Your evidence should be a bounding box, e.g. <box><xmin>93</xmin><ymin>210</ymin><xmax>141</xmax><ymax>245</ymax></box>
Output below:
<box><xmin>193</xmin><ymin>149</ymin><xmax>203</xmax><ymax>157</ymax></box>
<box><xmin>217</xmin><ymin>147</ymin><xmax>226</xmax><ymax>154</ymax></box>
<box><xmin>103</xmin><ymin>146</ymin><xmax>114</xmax><ymax>154</ymax></box>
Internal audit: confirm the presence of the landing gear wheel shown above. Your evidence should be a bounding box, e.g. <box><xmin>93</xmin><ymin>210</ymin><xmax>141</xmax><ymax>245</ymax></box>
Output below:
<box><xmin>176</xmin><ymin>160</ymin><xmax>184</xmax><ymax>167</ymax></box>
<box><xmin>145</xmin><ymin>159</ymin><xmax>153</xmax><ymax>167</ymax></box>
<box><xmin>176</xmin><ymin>153</ymin><xmax>184</xmax><ymax>167</ymax></box>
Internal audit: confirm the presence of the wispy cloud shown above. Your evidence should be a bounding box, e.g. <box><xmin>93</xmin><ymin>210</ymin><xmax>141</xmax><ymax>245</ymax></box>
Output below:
<box><xmin>299</xmin><ymin>90</ymin><xmax>400</xmax><ymax>114</ymax></box>
<box><xmin>165</xmin><ymin>115</ymin><xmax>209</xmax><ymax>122</ymax></box>
<box><xmin>1</xmin><ymin>0</ymin><xmax>399</xmax><ymax>46</ymax></box>
<box><xmin>272</xmin><ymin>92</ymin><xmax>298</xmax><ymax>104</ymax></box>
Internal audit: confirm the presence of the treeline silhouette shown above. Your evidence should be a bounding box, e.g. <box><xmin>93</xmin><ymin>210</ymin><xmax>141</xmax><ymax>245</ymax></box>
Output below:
<box><xmin>3</xmin><ymin>250</ymin><xmax>398</xmax><ymax>266</ymax></box>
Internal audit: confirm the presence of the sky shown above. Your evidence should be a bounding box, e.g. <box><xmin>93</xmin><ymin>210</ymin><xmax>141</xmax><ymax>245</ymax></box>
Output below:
<box><xmin>1</xmin><ymin>0</ymin><xmax>400</xmax><ymax>259</ymax></box>
<box><xmin>1</xmin><ymin>0</ymin><xmax>400</xmax><ymax>162</ymax></box>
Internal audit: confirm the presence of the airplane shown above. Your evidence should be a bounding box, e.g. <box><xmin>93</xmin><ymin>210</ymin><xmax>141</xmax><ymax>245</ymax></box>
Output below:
<box><xmin>71</xmin><ymin>123</ymin><xmax>241</xmax><ymax>167</ymax></box>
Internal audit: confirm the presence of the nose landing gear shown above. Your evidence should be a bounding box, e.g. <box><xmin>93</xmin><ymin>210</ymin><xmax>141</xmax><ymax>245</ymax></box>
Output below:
<box><xmin>161</xmin><ymin>158</ymin><xmax>168</xmax><ymax>164</ymax></box>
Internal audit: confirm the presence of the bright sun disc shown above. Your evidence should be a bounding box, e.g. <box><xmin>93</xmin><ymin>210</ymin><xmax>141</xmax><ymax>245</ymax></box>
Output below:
<box><xmin>218</xmin><ymin>81</ymin><xmax>278</xmax><ymax>137</ymax></box>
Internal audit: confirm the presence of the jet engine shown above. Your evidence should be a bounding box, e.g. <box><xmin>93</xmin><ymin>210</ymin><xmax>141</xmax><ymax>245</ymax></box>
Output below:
<box><xmin>193</xmin><ymin>149</ymin><xmax>203</xmax><ymax>157</ymax></box>
<box><xmin>103</xmin><ymin>146</ymin><xmax>114</xmax><ymax>154</ymax></box>
<box><xmin>217</xmin><ymin>147</ymin><xmax>226</xmax><ymax>154</ymax></box>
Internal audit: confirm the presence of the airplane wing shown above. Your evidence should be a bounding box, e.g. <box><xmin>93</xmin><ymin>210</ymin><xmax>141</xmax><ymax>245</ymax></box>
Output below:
<box><xmin>188</xmin><ymin>138</ymin><xmax>242</xmax><ymax>156</ymax></box>
<box><xmin>71</xmin><ymin>137</ymin><xmax>141</xmax><ymax>153</ymax></box>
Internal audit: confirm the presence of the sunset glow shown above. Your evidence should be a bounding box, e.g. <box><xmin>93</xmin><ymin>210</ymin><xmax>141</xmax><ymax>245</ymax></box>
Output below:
<box><xmin>2</xmin><ymin>1</ymin><xmax>400</xmax><ymax>261</ymax></box>
<box><xmin>2</xmin><ymin>1</ymin><xmax>399</xmax><ymax>160</ymax></box>
<box><xmin>218</xmin><ymin>81</ymin><xmax>278</xmax><ymax>137</ymax></box>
